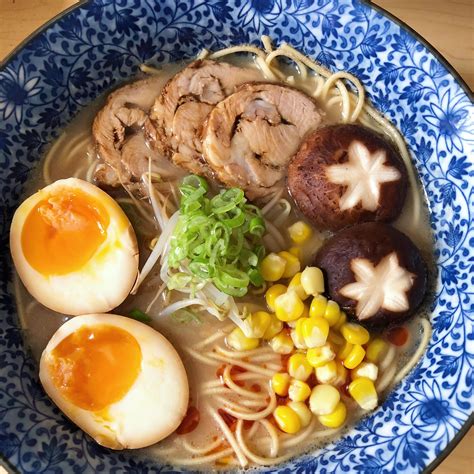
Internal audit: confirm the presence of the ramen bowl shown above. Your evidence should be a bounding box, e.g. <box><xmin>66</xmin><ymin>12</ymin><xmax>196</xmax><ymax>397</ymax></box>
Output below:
<box><xmin>0</xmin><ymin>0</ymin><xmax>472</xmax><ymax>472</ymax></box>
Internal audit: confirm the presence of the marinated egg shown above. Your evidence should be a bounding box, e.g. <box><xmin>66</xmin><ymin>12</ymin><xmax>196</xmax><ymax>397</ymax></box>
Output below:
<box><xmin>10</xmin><ymin>178</ymin><xmax>138</xmax><ymax>315</ymax></box>
<box><xmin>39</xmin><ymin>314</ymin><xmax>189</xmax><ymax>449</ymax></box>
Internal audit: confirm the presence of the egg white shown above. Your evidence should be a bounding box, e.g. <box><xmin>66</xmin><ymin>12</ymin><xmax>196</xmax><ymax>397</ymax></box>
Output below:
<box><xmin>10</xmin><ymin>178</ymin><xmax>139</xmax><ymax>315</ymax></box>
<box><xmin>39</xmin><ymin>314</ymin><xmax>189</xmax><ymax>449</ymax></box>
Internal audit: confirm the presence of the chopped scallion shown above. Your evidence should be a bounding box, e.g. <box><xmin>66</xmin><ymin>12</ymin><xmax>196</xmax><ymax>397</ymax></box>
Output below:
<box><xmin>129</xmin><ymin>309</ymin><xmax>152</xmax><ymax>323</ymax></box>
<box><xmin>168</xmin><ymin>176</ymin><xmax>266</xmax><ymax>297</ymax></box>
<box><xmin>171</xmin><ymin>309</ymin><xmax>203</xmax><ymax>325</ymax></box>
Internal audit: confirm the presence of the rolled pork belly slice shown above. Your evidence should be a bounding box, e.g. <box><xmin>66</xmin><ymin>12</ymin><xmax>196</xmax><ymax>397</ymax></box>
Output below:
<box><xmin>149</xmin><ymin>60</ymin><xmax>263</xmax><ymax>178</ymax></box>
<box><xmin>93</xmin><ymin>75</ymin><xmax>174</xmax><ymax>189</ymax></box>
<box><xmin>202</xmin><ymin>82</ymin><xmax>323</xmax><ymax>200</ymax></box>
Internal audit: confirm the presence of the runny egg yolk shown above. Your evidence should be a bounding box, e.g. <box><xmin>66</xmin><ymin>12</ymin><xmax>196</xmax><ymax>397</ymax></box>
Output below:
<box><xmin>48</xmin><ymin>324</ymin><xmax>142</xmax><ymax>411</ymax></box>
<box><xmin>21</xmin><ymin>189</ymin><xmax>110</xmax><ymax>276</ymax></box>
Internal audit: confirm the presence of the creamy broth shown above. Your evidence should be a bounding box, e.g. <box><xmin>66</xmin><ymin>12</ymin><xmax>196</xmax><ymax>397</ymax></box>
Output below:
<box><xmin>14</xmin><ymin>51</ymin><xmax>434</xmax><ymax>471</ymax></box>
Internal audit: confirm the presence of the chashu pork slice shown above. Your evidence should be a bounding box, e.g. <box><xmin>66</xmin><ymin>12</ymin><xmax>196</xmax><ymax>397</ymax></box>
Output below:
<box><xmin>202</xmin><ymin>83</ymin><xmax>323</xmax><ymax>200</ymax></box>
<box><xmin>93</xmin><ymin>75</ymin><xmax>171</xmax><ymax>188</ymax></box>
<box><xmin>149</xmin><ymin>60</ymin><xmax>263</xmax><ymax>177</ymax></box>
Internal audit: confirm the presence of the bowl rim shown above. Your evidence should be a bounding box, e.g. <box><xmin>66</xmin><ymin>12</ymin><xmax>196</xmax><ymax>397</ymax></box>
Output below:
<box><xmin>0</xmin><ymin>0</ymin><xmax>472</xmax><ymax>472</ymax></box>
<box><xmin>1</xmin><ymin>0</ymin><xmax>471</xmax><ymax>100</ymax></box>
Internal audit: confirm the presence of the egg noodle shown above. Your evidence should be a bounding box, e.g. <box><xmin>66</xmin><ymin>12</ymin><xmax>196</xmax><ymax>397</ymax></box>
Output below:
<box><xmin>36</xmin><ymin>36</ymin><xmax>431</xmax><ymax>468</ymax></box>
<box><xmin>42</xmin><ymin>130</ymin><xmax>95</xmax><ymax>185</ymax></box>
<box><xmin>151</xmin><ymin>325</ymin><xmax>340</xmax><ymax>467</ymax></box>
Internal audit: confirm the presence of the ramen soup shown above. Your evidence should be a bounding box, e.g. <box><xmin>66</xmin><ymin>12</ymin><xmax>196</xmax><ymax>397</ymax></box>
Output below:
<box><xmin>11</xmin><ymin>37</ymin><xmax>433</xmax><ymax>470</ymax></box>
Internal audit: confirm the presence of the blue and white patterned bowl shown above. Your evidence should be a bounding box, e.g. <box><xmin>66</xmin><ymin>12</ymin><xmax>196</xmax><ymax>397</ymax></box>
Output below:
<box><xmin>0</xmin><ymin>1</ymin><xmax>472</xmax><ymax>472</ymax></box>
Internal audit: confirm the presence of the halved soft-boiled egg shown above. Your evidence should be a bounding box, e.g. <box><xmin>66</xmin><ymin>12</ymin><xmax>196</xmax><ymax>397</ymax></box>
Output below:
<box><xmin>39</xmin><ymin>314</ymin><xmax>189</xmax><ymax>449</ymax></box>
<box><xmin>10</xmin><ymin>178</ymin><xmax>138</xmax><ymax>315</ymax></box>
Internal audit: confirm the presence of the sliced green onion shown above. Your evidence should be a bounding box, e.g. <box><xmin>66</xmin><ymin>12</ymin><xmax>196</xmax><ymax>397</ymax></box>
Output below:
<box><xmin>248</xmin><ymin>268</ymin><xmax>264</xmax><ymax>286</ymax></box>
<box><xmin>129</xmin><ymin>309</ymin><xmax>152</xmax><ymax>323</ymax></box>
<box><xmin>168</xmin><ymin>175</ymin><xmax>267</xmax><ymax>297</ymax></box>
<box><xmin>213</xmin><ymin>280</ymin><xmax>248</xmax><ymax>297</ymax></box>
<box><xmin>217</xmin><ymin>265</ymin><xmax>249</xmax><ymax>288</ymax></box>
<box><xmin>222</xmin><ymin>208</ymin><xmax>246</xmax><ymax>228</ymax></box>
<box><xmin>249</xmin><ymin>216</ymin><xmax>265</xmax><ymax>236</ymax></box>
<box><xmin>171</xmin><ymin>309</ymin><xmax>202</xmax><ymax>325</ymax></box>
<box><xmin>167</xmin><ymin>273</ymin><xmax>193</xmax><ymax>290</ymax></box>
<box><xmin>189</xmin><ymin>260</ymin><xmax>212</xmax><ymax>279</ymax></box>
<box><xmin>182</xmin><ymin>174</ymin><xmax>209</xmax><ymax>191</ymax></box>
<box><xmin>211</xmin><ymin>197</ymin><xmax>237</xmax><ymax>214</ymax></box>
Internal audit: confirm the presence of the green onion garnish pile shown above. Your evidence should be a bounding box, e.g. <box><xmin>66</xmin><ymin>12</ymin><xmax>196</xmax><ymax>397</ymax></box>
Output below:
<box><xmin>168</xmin><ymin>175</ymin><xmax>266</xmax><ymax>297</ymax></box>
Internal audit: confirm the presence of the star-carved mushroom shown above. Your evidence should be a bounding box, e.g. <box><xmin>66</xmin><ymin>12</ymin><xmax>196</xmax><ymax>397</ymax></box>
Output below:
<box><xmin>339</xmin><ymin>252</ymin><xmax>415</xmax><ymax>320</ymax></box>
<box><xmin>288</xmin><ymin>124</ymin><xmax>408</xmax><ymax>231</ymax></box>
<box><xmin>315</xmin><ymin>222</ymin><xmax>427</xmax><ymax>326</ymax></box>
<box><xmin>326</xmin><ymin>141</ymin><xmax>401</xmax><ymax>212</ymax></box>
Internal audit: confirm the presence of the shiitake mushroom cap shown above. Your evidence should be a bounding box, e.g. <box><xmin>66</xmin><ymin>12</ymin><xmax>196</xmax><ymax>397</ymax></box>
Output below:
<box><xmin>314</xmin><ymin>222</ymin><xmax>427</xmax><ymax>326</ymax></box>
<box><xmin>288</xmin><ymin>124</ymin><xmax>408</xmax><ymax>231</ymax></box>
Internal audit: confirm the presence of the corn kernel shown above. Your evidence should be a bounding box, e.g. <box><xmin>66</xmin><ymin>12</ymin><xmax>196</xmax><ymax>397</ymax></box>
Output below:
<box><xmin>309</xmin><ymin>384</ymin><xmax>340</xmax><ymax>416</ymax></box>
<box><xmin>343</xmin><ymin>344</ymin><xmax>366</xmax><ymax>369</ymax></box>
<box><xmin>265</xmin><ymin>284</ymin><xmax>287</xmax><ymax>312</ymax></box>
<box><xmin>288</xmin><ymin>353</ymin><xmax>313</xmax><ymax>381</ymax></box>
<box><xmin>290</xmin><ymin>321</ymin><xmax>307</xmax><ymax>349</ymax></box>
<box><xmin>301</xmin><ymin>316</ymin><xmax>329</xmax><ymax>348</ymax></box>
<box><xmin>337</xmin><ymin>340</ymin><xmax>354</xmax><ymax>360</ymax></box>
<box><xmin>287</xmin><ymin>401</ymin><xmax>312</xmax><ymax>428</ymax></box>
<box><xmin>278</xmin><ymin>251</ymin><xmax>301</xmax><ymax>279</ymax></box>
<box><xmin>288</xmin><ymin>221</ymin><xmax>312</xmax><ymax>244</ymax></box>
<box><xmin>340</xmin><ymin>323</ymin><xmax>370</xmax><ymax>345</ymax></box>
<box><xmin>216</xmin><ymin>455</ymin><xmax>234</xmax><ymax>466</ymax></box>
<box><xmin>309</xmin><ymin>295</ymin><xmax>327</xmax><ymax>318</ymax></box>
<box><xmin>318</xmin><ymin>401</ymin><xmax>347</xmax><ymax>428</ymax></box>
<box><xmin>351</xmin><ymin>362</ymin><xmax>378</xmax><ymax>381</ymax></box>
<box><xmin>227</xmin><ymin>327</ymin><xmax>259</xmax><ymax>351</ymax></box>
<box><xmin>288</xmin><ymin>309</ymin><xmax>307</xmax><ymax>327</ymax></box>
<box><xmin>261</xmin><ymin>253</ymin><xmax>287</xmax><ymax>282</ymax></box>
<box><xmin>315</xmin><ymin>360</ymin><xmax>338</xmax><ymax>384</ymax></box>
<box><xmin>271</xmin><ymin>372</ymin><xmax>291</xmax><ymax>396</ymax></box>
<box><xmin>269</xmin><ymin>331</ymin><xmax>294</xmax><ymax>354</ymax></box>
<box><xmin>288</xmin><ymin>379</ymin><xmax>311</xmax><ymax>402</ymax></box>
<box><xmin>366</xmin><ymin>338</ymin><xmax>388</xmax><ymax>364</ymax></box>
<box><xmin>262</xmin><ymin>314</ymin><xmax>283</xmax><ymax>340</ymax></box>
<box><xmin>288</xmin><ymin>273</ymin><xmax>309</xmax><ymax>300</ymax></box>
<box><xmin>289</xmin><ymin>246</ymin><xmax>302</xmax><ymax>259</ymax></box>
<box><xmin>242</xmin><ymin>311</ymin><xmax>271</xmax><ymax>338</ymax></box>
<box><xmin>306</xmin><ymin>343</ymin><xmax>335</xmax><ymax>368</ymax></box>
<box><xmin>348</xmin><ymin>377</ymin><xmax>378</xmax><ymax>410</ymax></box>
<box><xmin>273</xmin><ymin>405</ymin><xmax>301</xmax><ymax>434</ymax></box>
<box><xmin>286</xmin><ymin>306</ymin><xmax>307</xmax><ymax>328</ymax></box>
<box><xmin>333</xmin><ymin>362</ymin><xmax>348</xmax><ymax>386</ymax></box>
<box><xmin>328</xmin><ymin>329</ymin><xmax>345</xmax><ymax>346</ymax></box>
<box><xmin>324</xmin><ymin>300</ymin><xmax>341</xmax><ymax>327</ymax></box>
<box><xmin>275</xmin><ymin>291</ymin><xmax>304</xmax><ymax>322</ymax></box>
<box><xmin>333</xmin><ymin>311</ymin><xmax>347</xmax><ymax>330</ymax></box>
<box><xmin>300</xmin><ymin>266</ymin><xmax>324</xmax><ymax>296</ymax></box>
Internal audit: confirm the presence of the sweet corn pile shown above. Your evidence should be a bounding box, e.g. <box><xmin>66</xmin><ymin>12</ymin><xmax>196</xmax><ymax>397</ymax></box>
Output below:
<box><xmin>226</xmin><ymin>220</ymin><xmax>397</xmax><ymax>436</ymax></box>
